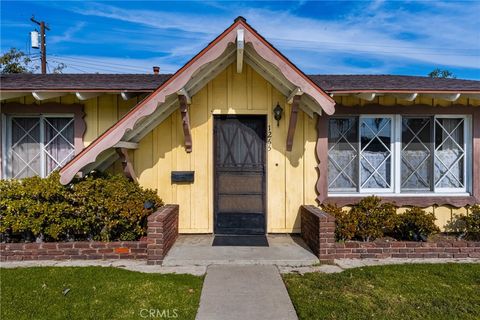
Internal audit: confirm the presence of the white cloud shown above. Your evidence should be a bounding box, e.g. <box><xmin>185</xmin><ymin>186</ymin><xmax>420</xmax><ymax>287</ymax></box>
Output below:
<box><xmin>71</xmin><ymin>2</ymin><xmax>229</xmax><ymax>36</ymax></box>
<box><xmin>54</xmin><ymin>1</ymin><xmax>480</xmax><ymax>75</ymax></box>
<box><xmin>50</xmin><ymin>22</ymin><xmax>86</xmax><ymax>44</ymax></box>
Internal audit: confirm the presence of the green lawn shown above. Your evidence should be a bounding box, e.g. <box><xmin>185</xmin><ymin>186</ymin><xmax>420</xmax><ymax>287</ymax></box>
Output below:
<box><xmin>284</xmin><ymin>263</ymin><xmax>480</xmax><ymax>320</ymax></box>
<box><xmin>0</xmin><ymin>267</ymin><xmax>203</xmax><ymax>320</ymax></box>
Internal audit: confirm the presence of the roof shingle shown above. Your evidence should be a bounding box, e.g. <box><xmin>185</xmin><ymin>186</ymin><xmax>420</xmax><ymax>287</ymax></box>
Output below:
<box><xmin>1</xmin><ymin>73</ymin><xmax>479</xmax><ymax>92</ymax></box>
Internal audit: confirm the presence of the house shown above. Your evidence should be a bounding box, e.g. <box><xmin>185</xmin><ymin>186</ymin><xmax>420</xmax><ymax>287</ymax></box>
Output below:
<box><xmin>1</xmin><ymin>17</ymin><xmax>479</xmax><ymax>235</ymax></box>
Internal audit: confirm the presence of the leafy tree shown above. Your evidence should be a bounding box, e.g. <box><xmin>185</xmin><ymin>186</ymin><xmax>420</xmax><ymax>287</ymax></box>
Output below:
<box><xmin>0</xmin><ymin>48</ymin><xmax>37</xmax><ymax>73</ymax></box>
<box><xmin>428</xmin><ymin>68</ymin><xmax>456</xmax><ymax>79</ymax></box>
<box><xmin>1</xmin><ymin>48</ymin><xmax>66</xmax><ymax>74</ymax></box>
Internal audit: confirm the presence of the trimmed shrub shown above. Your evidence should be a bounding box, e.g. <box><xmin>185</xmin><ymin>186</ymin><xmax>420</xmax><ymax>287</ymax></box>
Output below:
<box><xmin>322</xmin><ymin>196</ymin><xmax>396</xmax><ymax>242</ymax></box>
<box><xmin>322</xmin><ymin>204</ymin><xmax>356</xmax><ymax>241</ymax></box>
<box><xmin>447</xmin><ymin>205</ymin><xmax>480</xmax><ymax>240</ymax></box>
<box><xmin>393</xmin><ymin>207</ymin><xmax>440</xmax><ymax>241</ymax></box>
<box><xmin>350</xmin><ymin>196</ymin><xmax>397</xmax><ymax>242</ymax></box>
<box><xmin>0</xmin><ymin>172</ymin><xmax>163</xmax><ymax>242</ymax></box>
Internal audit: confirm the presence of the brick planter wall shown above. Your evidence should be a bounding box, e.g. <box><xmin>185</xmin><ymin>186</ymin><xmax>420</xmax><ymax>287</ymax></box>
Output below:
<box><xmin>147</xmin><ymin>204</ymin><xmax>179</xmax><ymax>265</ymax></box>
<box><xmin>301</xmin><ymin>205</ymin><xmax>336</xmax><ymax>263</ymax></box>
<box><xmin>301</xmin><ymin>205</ymin><xmax>480</xmax><ymax>263</ymax></box>
<box><xmin>0</xmin><ymin>241</ymin><xmax>147</xmax><ymax>261</ymax></box>
<box><xmin>0</xmin><ymin>205</ymin><xmax>180</xmax><ymax>264</ymax></box>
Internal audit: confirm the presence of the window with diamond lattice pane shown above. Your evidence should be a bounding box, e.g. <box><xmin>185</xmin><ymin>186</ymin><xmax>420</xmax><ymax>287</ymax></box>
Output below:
<box><xmin>434</xmin><ymin>118</ymin><xmax>465</xmax><ymax>189</ymax></box>
<box><xmin>401</xmin><ymin>117</ymin><xmax>433</xmax><ymax>191</ymax></box>
<box><xmin>5</xmin><ymin>115</ymin><xmax>75</xmax><ymax>178</ymax></box>
<box><xmin>360</xmin><ymin>117</ymin><xmax>392</xmax><ymax>190</ymax></box>
<box><xmin>10</xmin><ymin>117</ymin><xmax>41</xmax><ymax>178</ymax></box>
<box><xmin>44</xmin><ymin>117</ymin><xmax>75</xmax><ymax>174</ymax></box>
<box><xmin>328</xmin><ymin>117</ymin><xmax>358</xmax><ymax>191</ymax></box>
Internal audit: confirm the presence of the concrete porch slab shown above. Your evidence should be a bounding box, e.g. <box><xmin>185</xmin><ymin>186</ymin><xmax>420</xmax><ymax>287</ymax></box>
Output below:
<box><xmin>162</xmin><ymin>234</ymin><xmax>319</xmax><ymax>267</ymax></box>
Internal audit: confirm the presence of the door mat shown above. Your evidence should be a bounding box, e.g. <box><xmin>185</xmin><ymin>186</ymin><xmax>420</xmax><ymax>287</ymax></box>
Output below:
<box><xmin>212</xmin><ymin>235</ymin><xmax>269</xmax><ymax>247</ymax></box>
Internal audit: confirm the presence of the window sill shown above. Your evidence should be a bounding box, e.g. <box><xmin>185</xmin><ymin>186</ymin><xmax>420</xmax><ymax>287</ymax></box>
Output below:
<box><xmin>323</xmin><ymin>195</ymin><xmax>478</xmax><ymax>208</ymax></box>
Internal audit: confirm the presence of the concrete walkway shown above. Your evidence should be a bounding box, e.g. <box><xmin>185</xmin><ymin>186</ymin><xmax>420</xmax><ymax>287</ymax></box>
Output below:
<box><xmin>196</xmin><ymin>265</ymin><xmax>297</xmax><ymax>320</ymax></box>
<box><xmin>163</xmin><ymin>234</ymin><xmax>318</xmax><ymax>266</ymax></box>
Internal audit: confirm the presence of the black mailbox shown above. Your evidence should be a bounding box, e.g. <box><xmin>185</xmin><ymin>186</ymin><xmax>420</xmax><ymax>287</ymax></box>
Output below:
<box><xmin>171</xmin><ymin>171</ymin><xmax>195</xmax><ymax>183</ymax></box>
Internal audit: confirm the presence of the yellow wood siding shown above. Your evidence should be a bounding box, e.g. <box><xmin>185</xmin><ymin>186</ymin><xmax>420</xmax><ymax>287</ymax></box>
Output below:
<box><xmin>133</xmin><ymin>63</ymin><xmax>319</xmax><ymax>233</ymax></box>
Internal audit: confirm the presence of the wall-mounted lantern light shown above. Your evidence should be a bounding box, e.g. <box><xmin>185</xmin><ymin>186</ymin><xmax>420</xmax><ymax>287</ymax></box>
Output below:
<box><xmin>273</xmin><ymin>102</ymin><xmax>283</xmax><ymax>127</ymax></box>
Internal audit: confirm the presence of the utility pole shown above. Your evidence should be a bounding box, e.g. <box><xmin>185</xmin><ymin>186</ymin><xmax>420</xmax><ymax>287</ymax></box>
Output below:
<box><xmin>30</xmin><ymin>16</ymin><xmax>50</xmax><ymax>74</ymax></box>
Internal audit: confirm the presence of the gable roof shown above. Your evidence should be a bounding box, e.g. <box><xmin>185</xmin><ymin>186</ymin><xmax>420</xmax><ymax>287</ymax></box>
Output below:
<box><xmin>1</xmin><ymin>73</ymin><xmax>479</xmax><ymax>93</ymax></box>
<box><xmin>309</xmin><ymin>75</ymin><xmax>480</xmax><ymax>92</ymax></box>
<box><xmin>0</xmin><ymin>73</ymin><xmax>172</xmax><ymax>91</ymax></box>
<box><xmin>58</xmin><ymin>16</ymin><xmax>336</xmax><ymax>184</ymax></box>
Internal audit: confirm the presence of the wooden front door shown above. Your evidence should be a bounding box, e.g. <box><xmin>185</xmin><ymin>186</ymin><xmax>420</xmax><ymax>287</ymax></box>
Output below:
<box><xmin>214</xmin><ymin>115</ymin><xmax>266</xmax><ymax>235</ymax></box>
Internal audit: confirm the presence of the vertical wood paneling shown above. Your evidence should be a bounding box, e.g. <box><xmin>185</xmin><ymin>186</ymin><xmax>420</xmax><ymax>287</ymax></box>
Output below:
<box><xmin>212</xmin><ymin>69</ymin><xmax>228</xmax><ymax>110</ymax></box>
<box><xmin>156</xmin><ymin>116</ymin><xmax>172</xmax><ymax>204</ymax></box>
<box><xmin>286</xmin><ymin>110</ymin><xmax>304</xmax><ymax>230</ymax></box>
<box><xmin>97</xmin><ymin>95</ymin><xmax>117</xmax><ymax>134</ymax></box>
<box><xmin>134</xmin><ymin>131</ymin><xmax>156</xmax><ymax>189</ymax></box>
<box><xmin>268</xmin><ymin>86</ymin><xmax>287</xmax><ymax>231</ymax></box>
<box><xmin>207</xmin><ymin>82</ymin><xmax>215</xmax><ymax>232</ymax></box>
<box><xmin>174</xmin><ymin>108</ymin><xmax>192</xmax><ymax>230</ymax></box>
<box><xmin>231</xmin><ymin>64</ymin><xmax>248</xmax><ymax>109</ymax></box>
<box><xmin>303</xmin><ymin>114</ymin><xmax>318</xmax><ymax>205</ymax></box>
<box><xmin>190</xmin><ymin>86</ymin><xmax>209</xmax><ymax>230</ymax></box>
<box><xmin>252</xmin><ymin>66</ymin><xmax>269</xmax><ymax>110</ymax></box>
<box><xmin>83</xmin><ymin>97</ymin><xmax>98</xmax><ymax>146</ymax></box>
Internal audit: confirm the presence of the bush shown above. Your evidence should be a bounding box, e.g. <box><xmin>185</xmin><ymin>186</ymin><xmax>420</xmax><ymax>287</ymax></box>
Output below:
<box><xmin>322</xmin><ymin>197</ymin><xmax>442</xmax><ymax>242</ymax></box>
<box><xmin>0</xmin><ymin>172</ymin><xmax>163</xmax><ymax>242</ymax></box>
<box><xmin>322</xmin><ymin>204</ymin><xmax>356</xmax><ymax>241</ymax></box>
<box><xmin>447</xmin><ymin>205</ymin><xmax>480</xmax><ymax>240</ymax></box>
<box><xmin>351</xmin><ymin>196</ymin><xmax>397</xmax><ymax>241</ymax></box>
<box><xmin>323</xmin><ymin>196</ymin><xmax>396</xmax><ymax>242</ymax></box>
<box><xmin>393</xmin><ymin>207</ymin><xmax>440</xmax><ymax>241</ymax></box>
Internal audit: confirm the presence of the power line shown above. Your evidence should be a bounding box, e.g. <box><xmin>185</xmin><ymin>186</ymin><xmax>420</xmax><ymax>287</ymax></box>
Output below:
<box><xmin>50</xmin><ymin>55</ymin><xmax>149</xmax><ymax>70</ymax></box>
<box><xmin>50</xmin><ymin>59</ymin><xmax>88</xmax><ymax>73</ymax></box>
<box><xmin>51</xmin><ymin>57</ymin><xmax>136</xmax><ymax>73</ymax></box>
<box><xmin>51</xmin><ymin>56</ymin><xmax>151</xmax><ymax>73</ymax></box>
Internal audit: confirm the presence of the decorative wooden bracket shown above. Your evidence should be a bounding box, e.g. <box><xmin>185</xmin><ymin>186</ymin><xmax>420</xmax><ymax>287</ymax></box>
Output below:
<box><xmin>115</xmin><ymin>147</ymin><xmax>137</xmax><ymax>182</ymax></box>
<box><xmin>392</xmin><ymin>93</ymin><xmax>418</xmax><ymax>101</ymax></box>
<box><xmin>177</xmin><ymin>92</ymin><xmax>192</xmax><ymax>153</ymax></box>
<box><xmin>356</xmin><ymin>92</ymin><xmax>376</xmax><ymax>101</ymax></box>
<box><xmin>286</xmin><ymin>91</ymin><xmax>302</xmax><ymax>152</ymax></box>
<box><xmin>424</xmin><ymin>93</ymin><xmax>461</xmax><ymax>102</ymax></box>
<box><xmin>236</xmin><ymin>29</ymin><xmax>244</xmax><ymax>73</ymax></box>
<box><xmin>120</xmin><ymin>92</ymin><xmax>143</xmax><ymax>101</ymax></box>
<box><xmin>32</xmin><ymin>92</ymin><xmax>67</xmax><ymax>101</ymax></box>
<box><xmin>114</xmin><ymin>141</ymin><xmax>138</xmax><ymax>149</ymax></box>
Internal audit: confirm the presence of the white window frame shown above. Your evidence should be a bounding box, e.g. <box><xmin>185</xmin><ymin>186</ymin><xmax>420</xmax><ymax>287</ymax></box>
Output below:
<box><xmin>328</xmin><ymin>114</ymin><xmax>472</xmax><ymax>197</ymax></box>
<box><xmin>2</xmin><ymin>113</ymin><xmax>75</xmax><ymax>179</ymax></box>
<box><xmin>433</xmin><ymin>115</ymin><xmax>470</xmax><ymax>194</ymax></box>
<box><xmin>358</xmin><ymin>115</ymin><xmax>395</xmax><ymax>193</ymax></box>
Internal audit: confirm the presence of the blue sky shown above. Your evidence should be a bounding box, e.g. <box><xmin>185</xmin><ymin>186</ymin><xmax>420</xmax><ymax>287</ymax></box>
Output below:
<box><xmin>1</xmin><ymin>0</ymin><xmax>479</xmax><ymax>79</ymax></box>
